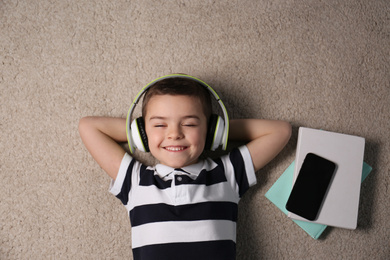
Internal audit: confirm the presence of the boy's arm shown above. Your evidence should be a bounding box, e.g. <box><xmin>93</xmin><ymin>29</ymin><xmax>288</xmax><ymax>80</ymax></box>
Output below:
<box><xmin>229</xmin><ymin>119</ymin><xmax>291</xmax><ymax>172</ymax></box>
<box><xmin>78</xmin><ymin>116</ymin><xmax>127</xmax><ymax>180</ymax></box>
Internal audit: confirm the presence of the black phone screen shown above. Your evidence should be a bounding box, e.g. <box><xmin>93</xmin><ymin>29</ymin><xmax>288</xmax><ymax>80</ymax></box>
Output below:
<box><xmin>286</xmin><ymin>153</ymin><xmax>336</xmax><ymax>221</ymax></box>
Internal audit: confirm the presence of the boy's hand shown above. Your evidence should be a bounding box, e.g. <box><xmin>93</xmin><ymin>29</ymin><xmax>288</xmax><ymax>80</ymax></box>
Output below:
<box><xmin>229</xmin><ymin>119</ymin><xmax>291</xmax><ymax>172</ymax></box>
<box><xmin>79</xmin><ymin>117</ymin><xmax>127</xmax><ymax>180</ymax></box>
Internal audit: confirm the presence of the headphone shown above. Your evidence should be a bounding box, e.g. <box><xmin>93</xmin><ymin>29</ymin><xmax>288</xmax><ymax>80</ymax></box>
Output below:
<box><xmin>126</xmin><ymin>74</ymin><xmax>229</xmax><ymax>153</ymax></box>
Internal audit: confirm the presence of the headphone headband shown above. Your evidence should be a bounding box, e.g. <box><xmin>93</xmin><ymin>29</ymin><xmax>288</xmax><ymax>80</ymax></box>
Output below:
<box><xmin>126</xmin><ymin>74</ymin><xmax>229</xmax><ymax>153</ymax></box>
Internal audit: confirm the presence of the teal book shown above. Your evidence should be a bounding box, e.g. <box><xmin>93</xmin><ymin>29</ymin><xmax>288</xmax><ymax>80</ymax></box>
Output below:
<box><xmin>265</xmin><ymin>161</ymin><xmax>372</xmax><ymax>239</ymax></box>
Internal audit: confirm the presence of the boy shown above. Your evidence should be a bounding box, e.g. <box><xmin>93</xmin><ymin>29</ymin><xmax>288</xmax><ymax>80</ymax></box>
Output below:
<box><xmin>79</xmin><ymin>75</ymin><xmax>291</xmax><ymax>260</ymax></box>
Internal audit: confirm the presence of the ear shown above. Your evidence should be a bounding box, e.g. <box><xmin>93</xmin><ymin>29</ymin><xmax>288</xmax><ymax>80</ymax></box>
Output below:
<box><xmin>130</xmin><ymin>117</ymin><xmax>150</xmax><ymax>152</ymax></box>
<box><xmin>205</xmin><ymin>114</ymin><xmax>225</xmax><ymax>151</ymax></box>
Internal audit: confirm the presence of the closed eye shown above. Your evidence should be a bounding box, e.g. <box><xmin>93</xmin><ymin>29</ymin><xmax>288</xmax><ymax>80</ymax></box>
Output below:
<box><xmin>182</xmin><ymin>118</ymin><xmax>200</xmax><ymax>127</ymax></box>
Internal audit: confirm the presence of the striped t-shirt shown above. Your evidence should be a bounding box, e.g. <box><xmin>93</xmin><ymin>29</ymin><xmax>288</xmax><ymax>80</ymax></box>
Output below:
<box><xmin>109</xmin><ymin>145</ymin><xmax>256</xmax><ymax>260</ymax></box>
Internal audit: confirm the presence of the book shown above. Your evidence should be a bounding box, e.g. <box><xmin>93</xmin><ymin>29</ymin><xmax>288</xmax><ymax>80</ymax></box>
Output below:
<box><xmin>265</xmin><ymin>160</ymin><xmax>372</xmax><ymax>239</ymax></box>
<box><xmin>288</xmin><ymin>128</ymin><xmax>366</xmax><ymax>229</ymax></box>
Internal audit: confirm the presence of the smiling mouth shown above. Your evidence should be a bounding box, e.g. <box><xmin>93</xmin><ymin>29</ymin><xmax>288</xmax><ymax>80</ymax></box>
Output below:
<box><xmin>164</xmin><ymin>146</ymin><xmax>187</xmax><ymax>151</ymax></box>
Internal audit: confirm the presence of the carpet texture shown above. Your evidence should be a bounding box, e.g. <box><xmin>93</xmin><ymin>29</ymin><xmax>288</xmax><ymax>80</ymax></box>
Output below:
<box><xmin>1</xmin><ymin>0</ymin><xmax>389</xmax><ymax>259</ymax></box>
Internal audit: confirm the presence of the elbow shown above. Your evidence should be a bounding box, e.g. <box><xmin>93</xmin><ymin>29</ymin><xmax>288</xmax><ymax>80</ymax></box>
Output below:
<box><xmin>78</xmin><ymin>116</ymin><xmax>93</xmax><ymax>137</ymax></box>
<box><xmin>279</xmin><ymin>121</ymin><xmax>292</xmax><ymax>144</ymax></box>
<box><xmin>78</xmin><ymin>117</ymin><xmax>87</xmax><ymax>134</ymax></box>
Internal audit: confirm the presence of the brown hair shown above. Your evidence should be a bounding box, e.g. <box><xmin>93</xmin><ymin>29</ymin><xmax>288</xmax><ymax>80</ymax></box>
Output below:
<box><xmin>141</xmin><ymin>77</ymin><xmax>212</xmax><ymax>119</ymax></box>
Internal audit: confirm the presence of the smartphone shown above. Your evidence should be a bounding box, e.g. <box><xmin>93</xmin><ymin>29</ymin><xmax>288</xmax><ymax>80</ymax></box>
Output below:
<box><xmin>286</xmin><ymin>153</ymin><xmax>337</xmax><ymax>221</ymax></box>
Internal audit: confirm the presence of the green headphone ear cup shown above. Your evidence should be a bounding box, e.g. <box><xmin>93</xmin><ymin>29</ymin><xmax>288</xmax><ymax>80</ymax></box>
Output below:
<box><xmin>135</xmin><ymin>117</ymin><xmax>149</xmax><ymax>152</ymax></box>
<box><xmin>205</xmin><ymin>114</ymin><xmax>219</xmax><ymax>150</ymax></box>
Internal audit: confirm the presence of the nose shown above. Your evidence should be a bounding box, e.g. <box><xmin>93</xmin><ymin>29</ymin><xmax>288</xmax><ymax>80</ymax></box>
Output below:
<box><xmin>167</xmin><ymin>124</ymin><xmax>184</xmax><ymax>140</ymax></box>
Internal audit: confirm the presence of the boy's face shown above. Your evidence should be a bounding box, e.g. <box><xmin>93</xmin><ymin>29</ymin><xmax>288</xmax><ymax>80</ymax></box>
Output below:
<box><xmin>144</xmin><ymin>94</ymin><xmax>208</xmax><ymax>168</ymax></box>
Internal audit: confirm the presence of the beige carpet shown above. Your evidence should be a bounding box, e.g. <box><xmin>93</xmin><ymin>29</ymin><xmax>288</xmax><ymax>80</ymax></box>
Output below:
<box><xmin>1</xmin><ymin>0</ymin><xmax>389</xmax><ymax>259</ymax></box>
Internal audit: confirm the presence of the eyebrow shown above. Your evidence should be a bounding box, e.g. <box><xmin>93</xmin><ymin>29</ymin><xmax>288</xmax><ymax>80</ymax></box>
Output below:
<box><xmin>148</xmin><ymin>115</ymin><xmax>201</xmax><ymax>121</ymax></box>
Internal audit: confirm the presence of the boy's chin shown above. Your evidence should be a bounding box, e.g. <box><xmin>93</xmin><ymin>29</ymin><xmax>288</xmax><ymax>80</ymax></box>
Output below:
<box><xmin>159</xmin><ymin>158</ymin><xmax>199</xmax><ymax>168</ymax></box>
